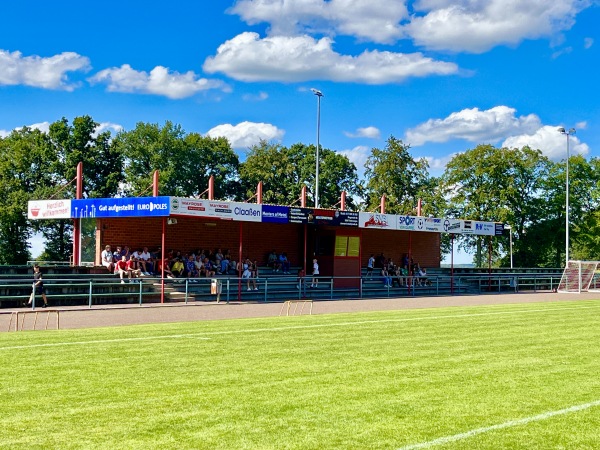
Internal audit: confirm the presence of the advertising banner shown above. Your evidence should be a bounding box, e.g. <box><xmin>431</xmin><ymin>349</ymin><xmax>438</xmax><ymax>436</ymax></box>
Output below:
<box><xmin>359</xmin><ymin>212</ymin><xmax>397</xmax><ymax>230</ymax></box>
<box><xmin>28</xmin><ymin>199</ymin><xmax>71</xmax><ymax>220</ymax></box>
<box><xmin>397</xmin><ymin>214</ymin><xmax>417</xmax><ymax>231</ymax></box>
<box><xmin>415</xmin><ymin>217</ymin><xmax>445</xmax><ymax>233</ymax></box>
<box><xmin>443</xmin><ymin>218</ymin><xmax>462</xmax><ymax>233</ymax></box>
<box><xmin>261</xmin><ymin>205</ymin><xmax>289</xmax><ymax>224</ymax></box>
<box><xmin>288</xmin><ymin>208</ymin><xmax>358</xmax><ymax>226</ymax></box>
<box><xmin>312</xmin><ymin>209</ymin><xmax>359</xmax><ymax>226</ymax></box>
<box><xmin>170</xmin><ymin>197</ymin><xmax>261</xmax><ymax>222</ymax></box>
<box><xmin>71</xmin><ymin>197</ymin><xmax>170</xmax><ymax>218</ymax></box>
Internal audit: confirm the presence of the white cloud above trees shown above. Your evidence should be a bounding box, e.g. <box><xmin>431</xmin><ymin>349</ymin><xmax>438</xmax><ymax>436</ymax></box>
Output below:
<box><xmin>203</xmin><ymin>32</ymin><xmax>457</xmax><ymax>83</ymax></box>
<box><xmin>88</xmin><ymin>64</ymin><xmax>229</xmax><ymax>99</ymax></box>
<box><xmin>206</xmin><ymin>121</ymin><xmax>285</xmax><ymax>149</ymax></box>
<box><xmin>0</xmin><ymin>49</ymin><xmax>89</xmax><ymax>90</ymax></box>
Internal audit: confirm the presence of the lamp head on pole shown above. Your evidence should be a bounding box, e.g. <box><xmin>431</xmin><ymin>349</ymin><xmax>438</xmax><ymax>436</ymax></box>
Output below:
<box><xmin>310</xmin><ymin>88</ymin><xmax>323</xmax><ymax>97</ymax></box>
<box><xmin>558</xmin><ymin>127</ymin><xmax>576</xmax><ymax>136</ymax></box>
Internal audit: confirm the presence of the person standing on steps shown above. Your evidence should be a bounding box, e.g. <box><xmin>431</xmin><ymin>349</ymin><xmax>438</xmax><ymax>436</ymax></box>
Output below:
<box><xmin>28</xmin><ymin>264</ymin><xmax>49</xmax><ymax>308</ymax></box>
<box><xmin>310</xmin><ymin>258</ymin><xmax>319</xmax><ymax>288</ymax></box>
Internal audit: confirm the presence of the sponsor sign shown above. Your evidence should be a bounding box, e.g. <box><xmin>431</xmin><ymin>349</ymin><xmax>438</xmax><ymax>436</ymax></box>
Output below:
<box><xmin>28</xmin><ymin>199</ymin><xmax>71</xmax><ymax>220</ymax></box>
<box><xmin>289</xmin><ymin>207</ymin><xmax>312</xmax><ymax>224</ymax></box>
<box><xmin>261</xmin><ymin>205</ymin><xmax>289</xmax><ymax>224</ymax></box>
<box><xmin>443</xmin><ymin>218</ymin><xmax>462</xmax><ymax>233</ymax></box>
<box><xmin>359</xmin><ymin>212</ymin><xmax>396</xmax><ymax>230</ymax></box>
<box><xmin>312</xmin><ymin>209</ymin><xmax>358</xmax><ymax>226</ymax></box>
<box><xmin>397</xmin><ymin>214</ymin><xmax>417</xmax><ymax>231</ymax></box>
<box><xmin>288</xmin><ymin>208</ymin><xmax>358</xmax><ymax>226</ymax></box>
<box><xmin>416</xmin><ymin>217</ymin><xmax>444</xmax><ymax>233</ymax></box>
<box><xmin>170</xmin><ymin>197</ymin><xmax>261</xmax><ymax>222</ymax></box>
<box><xmin>495</xmin><ymin>223</ymin><xmax>505</xmax><ymax>236</ymax></box>
<box><xmin>71</xmin><ymin>197</ymin><xmax>170</xmax><ymax>218</ymax></box>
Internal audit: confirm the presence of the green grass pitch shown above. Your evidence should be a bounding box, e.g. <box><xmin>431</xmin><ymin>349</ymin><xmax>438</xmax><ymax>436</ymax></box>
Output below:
<box><xmin>2</xmin><ymin>300</ymin><xmax>600</xmax><ymax>449</ymax></box>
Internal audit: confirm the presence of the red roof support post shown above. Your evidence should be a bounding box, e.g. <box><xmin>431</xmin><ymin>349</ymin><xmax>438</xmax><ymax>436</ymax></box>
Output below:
<box><xmin>417</xmin><ymin>198</ymin><xmax>422</xmax><ymax>216</ymax></box>
<box><xmin>152</xmin><ymin>170</ymin><xmax>159</xmax><ymax>197</ymax></box>
<box><xmin>72</xmin><ymin>162</ymin><xmax>83</xmax><ymax>266</ymax></box>
<box><xmin>380</xmin><ymin>194</ymin><xmax>386</xmax><ymax>214</ymax></box>
<box><xmin>208</xmin><ymin>175</ymin><xmax>215</xmax><ymax>200</ymax></box>
<box><xmin>301</xmin><ymin>186</ymin><xmax>307</xmax><ymax>208</ymax></box>
<box><xmin>257</xmin><ymin>181</ymin><xmax>263</xmax><ymax>204</ymax></box>
<box><xmin>340</xmin><ymin>191</ymin><xmax>346</xmax><ymax>211</ymax></box>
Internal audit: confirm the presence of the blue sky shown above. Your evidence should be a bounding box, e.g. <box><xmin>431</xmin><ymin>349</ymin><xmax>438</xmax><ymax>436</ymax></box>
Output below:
<box><xmin>1</xmin><ymin>0</ymin><xmax>598</xmax><ymax>263</ymax></box>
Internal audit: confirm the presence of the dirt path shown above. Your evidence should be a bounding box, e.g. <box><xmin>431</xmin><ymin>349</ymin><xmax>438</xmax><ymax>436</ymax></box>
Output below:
<box><xmin>1</xmin><ymin>291</ymin><xmax>597</xmax><ymax>332</ymax></box>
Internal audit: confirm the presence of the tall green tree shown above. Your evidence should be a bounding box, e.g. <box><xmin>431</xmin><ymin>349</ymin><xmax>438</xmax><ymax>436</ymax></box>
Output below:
<box><xmin>114</xmin><ymin>122</ymin><xmax>240</xmax><ymax>198</ymax></box>
<box><xmin>240</xmin><ymin>142</ymin><xmax>362</xmax><ymax>208</ymax></box>
<box><xmin>441</xmin><ymin>145</ymin><xmax>550</xmax><ymax>267</ymax></box>
<box><xmin>363</xmin><ymin>136</ymin><xmax>429</xmax><ymax>214</ymax></box>
<box><xmin>0</xmin><ymin>128</ymin><xmax>55</xmax><ymax>264</ymax></box>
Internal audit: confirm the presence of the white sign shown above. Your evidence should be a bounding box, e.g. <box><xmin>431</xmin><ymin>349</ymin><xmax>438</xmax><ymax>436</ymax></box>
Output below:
<box><xmin>359</xmin><ymin>212</ymin><xmax>397</xmax><ymax>230</ymax></box>
<box><xmin>170</xmin><ymin>197</ymin><xmax>261</xmax><ymax>222</ymax></box>
<box><xmin>28</xmin><ymin>199</ymin><xmax>71</xmax><ymax>220</ymax></box>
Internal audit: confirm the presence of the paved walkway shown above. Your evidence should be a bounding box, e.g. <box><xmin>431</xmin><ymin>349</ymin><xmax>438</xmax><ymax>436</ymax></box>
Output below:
<box><xmin>1</xmin><ymin>291</ymin><xmax>598</xmax><ymax>332</ymax></box>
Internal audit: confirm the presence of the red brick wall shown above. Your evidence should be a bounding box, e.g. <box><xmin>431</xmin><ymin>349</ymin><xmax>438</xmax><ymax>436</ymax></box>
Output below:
<box><xmin>361</xmin><ymin>229</ymin><xmax>440</xmax><ymax>268</ymax></box>
<box><xmin>97</xmin><ymin>218</ymin><xmax>441</xmax><ymax>269</ymax></box>
<box><xmin>98</xmin><ymin>217</ymin><xmax>304</xmax><ymax>266</ymax></box>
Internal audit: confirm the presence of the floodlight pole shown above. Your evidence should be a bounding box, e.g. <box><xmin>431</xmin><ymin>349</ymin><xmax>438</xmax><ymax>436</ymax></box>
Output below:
<box><xmin>505</xmin><ymin>225</ymin><xmax>513</xmax><ymax>269</ymax></box>
<box><xmin>559</xmin><ymin>127</ymin><xmax>576</xmax><ymax>266</ymax></box>
<box><xmin>311</xmin><ymin>88</ymin><xmax>323</xmax><ymax>208</ymax></box>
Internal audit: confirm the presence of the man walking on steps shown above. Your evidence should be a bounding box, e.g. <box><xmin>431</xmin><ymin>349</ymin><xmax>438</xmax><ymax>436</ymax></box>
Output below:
<box><xmin>28</xmin><ymin>264</ymin><xmax>49</xmax><ymax>308</ymax></box>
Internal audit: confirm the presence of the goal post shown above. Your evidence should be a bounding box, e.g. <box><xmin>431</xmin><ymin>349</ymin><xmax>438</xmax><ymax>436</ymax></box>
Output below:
<box><xmin>557</xmin><ymin>260</ymin><xmax>600</xmax><ymax>293</ymax></box>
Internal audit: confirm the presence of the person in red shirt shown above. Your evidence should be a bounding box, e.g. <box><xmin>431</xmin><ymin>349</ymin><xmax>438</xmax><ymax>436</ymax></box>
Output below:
<box><xmin>115</xmin><ymin>256</ymin><xmax>131</xmax><ymax>283</ymax></box>
<box><xmin>126</xmin><ymin>257</ymin><xmax>142</xmax><ymax>280</ymax></box>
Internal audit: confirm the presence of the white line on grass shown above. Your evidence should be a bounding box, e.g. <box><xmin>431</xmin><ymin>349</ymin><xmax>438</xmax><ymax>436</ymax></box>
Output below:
<box><xmin>397</xmin><ymin>400</ymin><xmax>600</xmax><ymax>449</ymax></box>
<box><xmin>0</xmin><ymin>334</ymin><xmax>210</xmax><ymax>350</ymax></box>
<box><xmin>1</xmin><ymin>303</ymin><xmax>599</xmax><ymax>351</ymax></box>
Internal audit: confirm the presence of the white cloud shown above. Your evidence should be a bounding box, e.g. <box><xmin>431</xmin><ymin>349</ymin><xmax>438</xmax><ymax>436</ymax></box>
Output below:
<box><xmin>229</xmin><ymin>0</ymin><xmax>590</xmax><ymax>53</ymax></box>
<box><xmin>204</xmin><ymin>32</ymin><xmax>457</xmax><ymax>84</ymax></box>
<box><xmin>423</xmin><ymin>153</ymin><xmax>456</xmax><ymax>172</ymax></box>
<box><xmin>344</xmin><ymin>126</ymin><xmax>381</xmax><ymax>139</ymax></box>
<box><xmin>0</xmin><ymin>121</ymin><xmax>50</xmax><ymax>137</ymax></box>
<box><xmin>242</xmin><ymin>91</ymin><xmax>269</xmax><ymax>101</ymax></box>
<box><xmin>94</xmin><ymin>122</ymin><xmax>123</xmax><ymax>137</ymax></box>
<box><xmin>339</xmin><ymin>145</ymin><xmax>370</xmax><ymax>176</ymax></box>
<box><xmin>88</xmin><ymin>64</ymin><xmax>228</xmax><ymax>99</ymax></box>
<box><xmin>206</xmin><ymin>121</ymin><xmax>285</xmax><ymax>149</ymax></box>
<box><xmin>502</xmin><ymin>125</ymin><xmax>589</xmax><ymax>160</ymax></box>
<box><xmin>406</xmin><ymin>0</ymin><xmax>585</xmax><ymax>53</ymax></box>
<box><xmin>230</xmin><ymin>0</ymin><xmax>408</xmax><ymax>44</ymax></box>
<box><xmin>584</xmin><ymin>37</ymin><xmax>594</xmax><ymax>49</ymax></box>
<box><xmin>405</xmin><ymin>106</ymin><xmax>541</xmax><ymax>146</ymax></box>
<box><xmin>0</xmin><ymin>49</ymin><xmax>89</xmax><ymax>90</ymax></box>
<box><xmin>1</xmin><ymin>121</ymin><xmax>123</xmax><ymax>139</ymax></box>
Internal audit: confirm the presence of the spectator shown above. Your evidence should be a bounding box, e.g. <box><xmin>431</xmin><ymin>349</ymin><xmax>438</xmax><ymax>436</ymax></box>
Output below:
<box><xmin>122</xmin><ymin>246</ymin><xmax>132</xmax><ymax>261</ymax></box>
<box><xmin>113</xmin><ymin>246</ymin><xmax>123</xmax><ymax>262</ymax></box>
<box><xmin>366</xmin><ymin>254</ymin><xmax>375</xmax><ymax>279</ymax></box>
<box><xmin>140</xmin><ymin>247</ymin><xmax>154</xmax><ymax>275</ymax></box>
<box><xmin>220</xmin><ymin>254</ymin><xmax>230</xmax><ymax>275</ymax></box>
<box><xmin>126</xmin><ymin>257</ymin><xmax>142</xmax><ymax>279</ymax></box>
<box><xmin>172</xmin><ymin>258</ymin><xmax>185</xmax><ymax>278</ymax></box>
<box><xmin>249</xmin><ymin>260</ymin><xmax>259</xmax><ymax>290</ymax></box>
<box><xmin>381</xmin><ymin>266</ymin><xmax>392</xmax><ymax>288</ymax></box>
<box><xmin>297</xmin><ymin>269</ymin><xmax>306</xmax><ymax>290</ymax></box>
<box><xmin>375</xmin><ymin>253</ymin><xmax>385</xmax><ymax>269</ymax></box>
<box><xmin>185</xmin><ymin>255</ymin><xmax>198</xmax><ymax>279</ymax></box>
<box><xmin>115</xmin><ymin>256</ymin><xmax>131</xmax><ymax>283</ymax></box>
<box><xmin>310</xmin><ymin>258</ymin><xmax>319</xmax><ymax>288</ymax></box>
<box><xmin>203</xmin><ymin>257</ymin><xmax>216</xmax><ymax>278</ymax></box>
<box><xmin>156</xmin><ymin>256</ymin><xmax>174</xmax><ymax>278</ymax></box>
<box><xmin>27</xmin><ymin>264</ymin><xmax>49</xmax><ymax>308</ymax></box>
<box><xmin>242</xmin><ymin>259</ymin><xmax>252</xmax><ymax>290</ymax></box>
<box><xmin>267</xmin><ymin>250</ymin><xmax>278</xmax><ymax>270</ymax></box>
<box><xmin>132</xmin><ymin>249</ymin><xmax>149</xmax><ymax>275</ymax></box>
<box><xmin>101</xmin><ymin>245</ymin><xmax>115</xmax><ymax>273</ymax></box>
<box><xmin>279</xmin><ymin>252</ymin><xmax>291</xmax><ymax>274</ymax></box>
